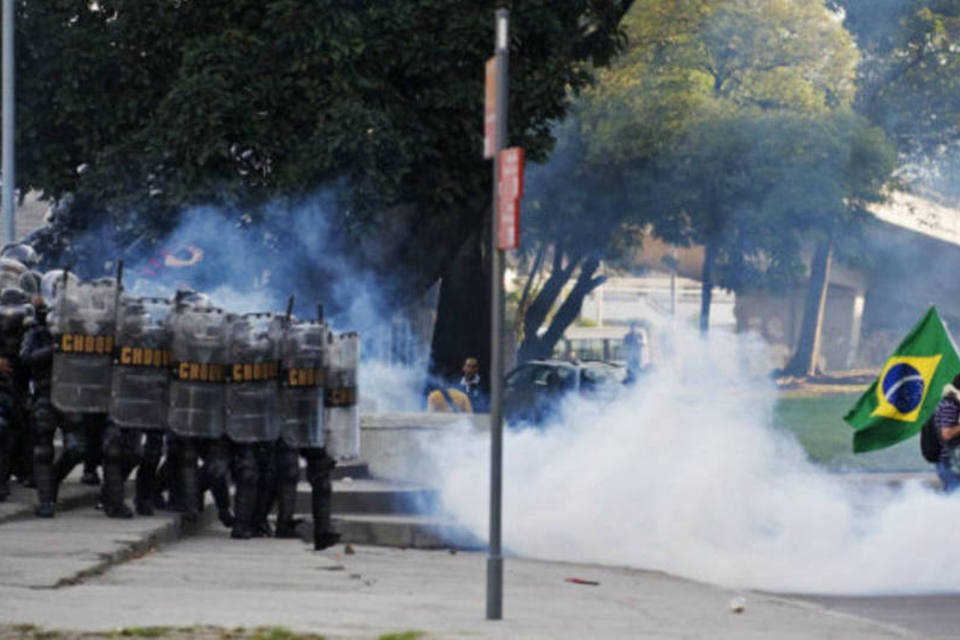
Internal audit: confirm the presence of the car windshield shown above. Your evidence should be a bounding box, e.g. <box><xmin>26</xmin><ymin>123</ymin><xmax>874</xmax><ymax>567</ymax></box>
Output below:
<box><xmin>505</xmin><ymin>363</ymin><xmax>575</xmax><ymax>391</ymax></box>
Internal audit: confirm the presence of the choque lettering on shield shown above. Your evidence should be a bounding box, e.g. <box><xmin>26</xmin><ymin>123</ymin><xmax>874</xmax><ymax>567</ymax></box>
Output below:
<box><xmin>56</xmin><ymin>334</ymin><xmax>115</xmax><ymax>355</ymax></box>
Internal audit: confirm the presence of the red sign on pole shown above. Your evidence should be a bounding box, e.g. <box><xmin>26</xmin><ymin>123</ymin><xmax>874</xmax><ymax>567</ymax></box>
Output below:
<box><xmin>483</xmin><ymin>58</ymin><xmax>497</xmax><ymax>159</ymax></box>
<box><xmin>497</xmin><ymin>147</ymin><xmax>524</xmax><ymax>250</ymax></box>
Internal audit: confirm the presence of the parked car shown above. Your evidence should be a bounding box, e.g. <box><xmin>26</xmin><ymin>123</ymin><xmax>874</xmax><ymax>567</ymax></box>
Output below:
<box><xmin>503</xmin><ymin>359</ymin><xmax>627</xmax><ymax>426</ymax></box>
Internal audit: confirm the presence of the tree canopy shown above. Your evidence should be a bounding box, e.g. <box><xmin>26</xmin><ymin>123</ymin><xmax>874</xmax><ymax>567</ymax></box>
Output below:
<box><xmin>573</xmin><ymin>0</ymin><xmax>892</xmax><ymax>334</ymax></box>
<box><xmin>13</xmin><ymin>1</ymin><xmax>633</xmax><ymax>377</ymax></box>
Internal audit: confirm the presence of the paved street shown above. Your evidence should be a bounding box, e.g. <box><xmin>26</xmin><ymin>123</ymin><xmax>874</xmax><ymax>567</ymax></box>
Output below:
<box><xmin>4</xmin><ymin>477</ymin><xmax>960</xmax><ymax>638</ymax></box>
<box><xmin>0</xmin><ymin>522</ymin><xmax>920</xmax><ymax>640</ymax></box>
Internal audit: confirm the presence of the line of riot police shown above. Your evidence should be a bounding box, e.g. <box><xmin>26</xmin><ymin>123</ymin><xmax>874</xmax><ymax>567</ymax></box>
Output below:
<box><xmin>0</xmin><ymin>249</ymin><xmax>359</xmax><ymax>550</ymax></box>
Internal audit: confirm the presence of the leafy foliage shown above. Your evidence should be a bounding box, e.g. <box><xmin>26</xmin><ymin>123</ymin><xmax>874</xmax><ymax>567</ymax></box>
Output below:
<box><xmin>15</xmin><ymin>2</ymin><xmax>629</xmax><ymax>278</ymax></box>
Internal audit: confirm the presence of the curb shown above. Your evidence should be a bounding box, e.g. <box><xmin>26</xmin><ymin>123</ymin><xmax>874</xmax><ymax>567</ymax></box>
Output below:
<box><xmin>0</xmin><ymin>483</ymin><xmax>100</xmax><ymax>526</ymax></box>
<box><xmin>53</xmin><ymin>508</ymin><xmax>218</xmax><ymax>588</ymax></box>
<box><xmin>297</xmin><ymin>513</ymin><xmax>485</xmax><ymax>550</ymax></box>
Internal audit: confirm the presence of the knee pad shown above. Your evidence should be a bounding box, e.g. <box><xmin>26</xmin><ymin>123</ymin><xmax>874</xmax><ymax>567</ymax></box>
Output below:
<box><xmin>32</xmin><ymin>399</ymin><xmax>55</xmax><ymax>439</ymax></box>
<box><xmin>233</xmin><ymin>446</ymin><xmax>257</xmax><ymax>483</ymax></box>
<box><xmin>102</xmin><ymin>425</ymin><xmax>136</xmax><ymax>464</ymax></box>
<box><xmin>201</xmin><ymin>450</ymin><xmax>230</xmax><ymax>484</ymax></box>
<box><xmin>276</xmin><ymin>449</ymin><xmax>300</xmax><ymax>485</ymax></box>
<box><xmin>178</xmin><ymin>440</ymin><xmax>199</xmax><ymax>468</ymax></box>
<box><xmin>61</xmin><ymin>428</ymin><xmax>87</xmax><ymax>463</ymax></box>
<box><xmin>33</xmin><ymin>441</ymin><xmax>54</xmax><ymax>465</ymax></box>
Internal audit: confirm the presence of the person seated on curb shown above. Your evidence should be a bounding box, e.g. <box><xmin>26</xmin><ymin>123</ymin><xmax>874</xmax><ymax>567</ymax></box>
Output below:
<box><xmin>426</xmin><ymin>382</ymin><xmax>473</xmax><ymax>414</ymax></box>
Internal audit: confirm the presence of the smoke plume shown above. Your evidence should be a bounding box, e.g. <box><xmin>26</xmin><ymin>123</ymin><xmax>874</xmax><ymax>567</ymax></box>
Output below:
<box><xmin>423</xmin><ymin>323</ymin><xmax>960</xmax><ymax>595</ymax></box>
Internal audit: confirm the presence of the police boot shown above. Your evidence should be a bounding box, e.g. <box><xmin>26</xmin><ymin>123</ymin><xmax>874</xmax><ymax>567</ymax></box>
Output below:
<box><xmin>33</xmin><ymin>452</ymin><xmax>57</xmax><ymax>518</ymax></box>
<box><xmin>102</xmin><ymin>461</ymin><xmax>133</xmax><ymax>519</ymax></box>
<box><xmin>274</xmin><ymin>481</ymin><xmax>300</xmax><ymax>539</ymax></box>
<box><xmin>54</xmin><ymin>420</ymin><xmax>86</xmax><ymax>487</ymax></box>
<box><xmin>15</xmin><ymin>427</ymin><xmax>35</xmax><ymax>488</ymax></box>
<box><xmin>33</xmin><ymin>462</ymin><xmax>56</xmax><ymax>518</ymax></box>
<box><xmin>135</xmin><ymin>432</ymin><xmax>162</xmax><ymax>516</ymax></box>
<box><xmin>0</xmin><ymin>418</ymin><xmax>10</xmax><ymax>502</ymax></box>
<box><xmin>231</xmin><ymin>447</ymin><xmax>257</xmax><ymax>539</ymax></box>
<box><xmin>308</xmin><ymin>453</ymin><xmax>339</xmax><ymax>550</ymax></box>
<box><xmin>274</xmin><ymin>446</ymin><xmax>301</xmax><ymax>538</ymax></box>
<box><xmin>252</xmin><ymin>480</ymin><xmax>274</xmax><ymax>538</ymax></box>
<box><xmin>177</xmin><ymin>442</ymin><xmax>200</xmax><ymax>523</ymax></box>
<box><xmin>0</xmin><ymin>454</ymin><xmax>9</xmax><ymax>502</ymax></box>
<box><xmin>211</xmin><ymin>480</ymin><xmax>235</xmax><ymax>528</ymax></box>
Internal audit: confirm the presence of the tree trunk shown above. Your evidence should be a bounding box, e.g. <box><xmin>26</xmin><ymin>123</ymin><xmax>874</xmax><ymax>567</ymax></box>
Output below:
<box><xmin>516</xmin><ymin>255</ymin><xmax>605</xmax><ymax>362</ymax></box>
<box><xmin>784</xmin><ymin>238</ymin><xmax>833</xmax><ymax>377</ymax></box>
<box><xmin>429</xmin><ymin>230</ymin><xmax>489</xmax><ymax>385</ymax></box>
<box><xmin>699</xmin><ymin>240</ymin><xmax>716</xmax><ymax>335</ymax></box>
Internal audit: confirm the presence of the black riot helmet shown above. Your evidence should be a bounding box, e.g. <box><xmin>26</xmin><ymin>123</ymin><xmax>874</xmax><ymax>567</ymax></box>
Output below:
<box><xmin>1</xmin><ymin>243</ymin><xmax>39</xmax><ymax>269</ymax></box>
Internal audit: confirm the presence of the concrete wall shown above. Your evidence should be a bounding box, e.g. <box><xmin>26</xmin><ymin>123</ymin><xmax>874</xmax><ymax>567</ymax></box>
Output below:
<box><xmin>359</xmin><ymin>413</ymin><xmax>490</xmax><ymax>483</ymax></box>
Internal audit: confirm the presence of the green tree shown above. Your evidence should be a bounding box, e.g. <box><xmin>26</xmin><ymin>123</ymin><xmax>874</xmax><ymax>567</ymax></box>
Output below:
<box><xmin>13</xmin><ymin>1</ymin><xmax>633</xmax><ymax>381</ymax></box>
<box><xmin>591</xmin><ymin>0</ymin><xmax>892</xmax><ymax>356</ymax></box>
<box><xmin>832</xmin><ymin>0</ymin><xmax>960</xmax><ymax>156</ymax></box>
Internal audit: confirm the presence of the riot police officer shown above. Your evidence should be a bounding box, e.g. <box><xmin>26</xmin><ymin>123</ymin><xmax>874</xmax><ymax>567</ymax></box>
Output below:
<box><xmin>21</xmin><ymin>290</ymin><xmax>57</xmax><ymax>515</ymax></box>
<box><xmin>166</xmin><ymin>291</ymin><xmax>231</xmax><ymax>524</ymax></box>
<box><xmin>0</xmin><ymin>285</ymin><xmax>34</xmax><ymax>500</ymax></box>
<box><xmin>224</xmin><ymin>313</ymin><xmax>282</xmax><ymax>539</ymax></box>
<box><xmin>46</xmin><ymin>274</ymin><xmax>117</xmax><ymax>507</ymax></box>
<box><xmin>102</xmin><ymin>296</ymin><xmax>172</xmax><ymax>517</ymax></box>
<box><xmin>274</xmin><ymin>311</ymin><xmax>343</xmax><ymax>550</ymax></box>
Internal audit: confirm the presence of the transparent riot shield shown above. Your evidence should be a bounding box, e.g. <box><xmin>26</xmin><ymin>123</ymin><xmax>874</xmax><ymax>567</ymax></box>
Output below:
<box><xmin>109</xmin><ymin>297</ymin><xmax>172</xmax><ymax>430</ymax></box>
<box><xmin>49</xmin><ymin>278</ymin><xmax>117</xmax><ymax>413</ymax></box>
<box><xmin>224</xmin><ymin>313</ymin><xmax>281</xmax><ymax>444</ymax></box>
<box><xmin>167</xmin><ymin>303</ymin><xmax>229</xmax><ymax>438</ymax></box>
<box><xmin>323</xmin><ymin>331</ymin><xmax>359</xmax><ymax>460</ymax></box>
<box><xmin>278</xmin><ymin>320</ymin><xmax>326</xmax><ymax>449</ymax></box>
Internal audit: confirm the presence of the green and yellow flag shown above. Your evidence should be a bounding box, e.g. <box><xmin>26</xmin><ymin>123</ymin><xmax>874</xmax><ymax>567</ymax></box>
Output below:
<box><xmin>844</xmin><ymin>307</ymin><xmax>960</xmax><ymax>453</ymax></box>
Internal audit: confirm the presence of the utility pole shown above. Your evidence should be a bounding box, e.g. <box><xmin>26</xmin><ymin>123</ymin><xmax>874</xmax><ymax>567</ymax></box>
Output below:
<box><xmin>486</xmin><ymin>8</ymin><xmax>509</xmax><ymax>622</ymax></box>
<box><xmin>2</xmin><ymin>0</ymin><xmax>15</xmax><ymax>244</ymax></box>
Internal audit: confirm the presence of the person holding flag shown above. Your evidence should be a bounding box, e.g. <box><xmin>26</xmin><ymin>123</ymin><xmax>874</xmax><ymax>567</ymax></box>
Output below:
<box><xmin>844</xmin><ymin>307</ymin><xmax>960</xmax><ymax>463</ymax></box>
<box><xmin>931</xmin><ymin>373</ymin><xmax>960</xmax><ymax>492</ymax></box>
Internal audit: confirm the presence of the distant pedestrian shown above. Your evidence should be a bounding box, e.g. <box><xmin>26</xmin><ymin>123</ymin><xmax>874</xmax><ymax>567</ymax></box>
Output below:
<box><xmin>459</xmin><ymin>357</ymin><xmax>487</xmax><ymax>412</ymax></box>
<box><xmin>623</xmin><ymin>322</ymin><xmax>646</xmax><ymax>382</ymax></box>
<box><xmin>934</xmin><ymin>373</ymin><xmax>960</xmax><ymax>492</ymax></box>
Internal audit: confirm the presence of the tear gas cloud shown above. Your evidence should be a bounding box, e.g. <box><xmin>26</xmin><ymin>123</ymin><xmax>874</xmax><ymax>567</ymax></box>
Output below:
<box><xmin>92</xmin><ymin>195</ymin><xmax>431</xmax><ymax>410</ymax></box>
<box><xmin>421</xmin><ymin>322</ymin><xmax>960</xmax><ymax>596</ymax></box>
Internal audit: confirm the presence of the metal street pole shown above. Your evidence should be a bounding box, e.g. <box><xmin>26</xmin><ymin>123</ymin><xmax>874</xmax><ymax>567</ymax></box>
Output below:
<box><xmin>486</xmin><ymin>8</ymin><xmax>509</xmax><ymax>622</ymax></box>
<box><xmin>2</xmin><ymin>0</ymin><xmax>14</xmax><ymax>244</ymax></box>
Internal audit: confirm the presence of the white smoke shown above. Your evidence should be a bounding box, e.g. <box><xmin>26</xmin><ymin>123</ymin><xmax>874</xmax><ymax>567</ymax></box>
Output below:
<box><xmin>423</xmin><ymin>324</ymin><xmax>960</xmax><ymax>595</ymax></box>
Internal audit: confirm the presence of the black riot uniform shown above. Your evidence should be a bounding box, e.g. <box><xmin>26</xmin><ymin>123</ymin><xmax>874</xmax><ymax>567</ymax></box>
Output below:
<box><xmin>0</xmin><ymin>287</ymin><xmax>33</xmax><ymax>500</ymax></box>
<box><xmin>274</xmin><ymin>320</ymin><xmax>357</xmax><ymax>550</ymax></box>
<box><xmin>102</xmin><ymin>297</ymin><xmax>172</xmax><ymax>518</ymax></box>
<box><xmin>46</xmin><ymin>276</ymin><xmax>117</xmax><ymax>504</ymax></box>
<box><xmin>20</xmin><ymin>298</ymin><xmax>59</xmax><ymax>516</ymax></box>
<box><xmin>224</xmin><ymin>313</ymin><xmax>282</xmax><ymax>539</ymax></box>
<box><xmin>166</xmin><ymin>293</ymin><xmax>231</xmax><ymax>524</ymax></box>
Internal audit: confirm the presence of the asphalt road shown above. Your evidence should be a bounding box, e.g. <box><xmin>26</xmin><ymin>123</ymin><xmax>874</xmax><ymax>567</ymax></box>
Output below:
<box><xmin>790</xmin><ymin>593</ymin><xmax>960</xmax><ymax>640</ymax></box>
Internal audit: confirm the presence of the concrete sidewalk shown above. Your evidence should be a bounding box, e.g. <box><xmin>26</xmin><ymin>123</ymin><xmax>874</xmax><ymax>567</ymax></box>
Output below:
<box><xmin>0</xmin><ymin>528</ymin><xmax>917</xmax><ymax>639</ymax></box>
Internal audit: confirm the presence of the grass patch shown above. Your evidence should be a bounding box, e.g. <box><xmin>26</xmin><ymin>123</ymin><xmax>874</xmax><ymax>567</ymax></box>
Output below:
<box><xmin>248</xmin><ymin>628</ymin><xmax>323</xmax><ymax>640</ymax></box>
<box><xmin>378</xmin><ymin>633</ymin><xmax>424</xmax><ymax>640</ymax></box>
<box><xmin>773</xmin><ymin>393</ymin><xmax>928</xmax><ymax>472</ymax></box>
<box><xmin>32</xmin><ymin>632</ymin><xmax>61</xmax><ymax>640</ymax></box>
<box><xmin>8</xmin><ymin>626</ymin><xmax>38</xmax><ymax>635</ymax></box>
<box><xmin>116</xmin><ymin>629</ymin><xmax>173</xmax><ymax>638</ymax></box>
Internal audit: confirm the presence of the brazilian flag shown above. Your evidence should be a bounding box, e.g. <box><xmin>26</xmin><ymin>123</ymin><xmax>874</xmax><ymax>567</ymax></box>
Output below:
<box><xmin>844</xmin><ymin>307</ymin><xmax>960</xmax><ymax>453</ymax></box>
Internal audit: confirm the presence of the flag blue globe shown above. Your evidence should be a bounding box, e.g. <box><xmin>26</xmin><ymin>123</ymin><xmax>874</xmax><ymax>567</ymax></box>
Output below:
<box><xmin>881</xmin><ymin>363</ymin><xmax>925</xmax><ymax>414</ymax></box>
